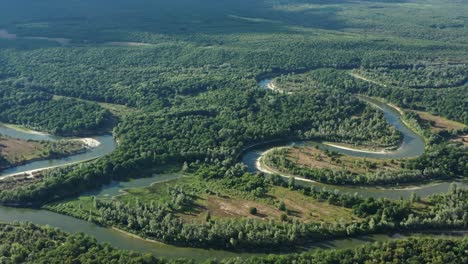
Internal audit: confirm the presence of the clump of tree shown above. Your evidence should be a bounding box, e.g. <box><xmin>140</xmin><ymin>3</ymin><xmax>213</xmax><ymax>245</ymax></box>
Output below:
<box><xmin>226</xmin><ymin>237</ymin><xmax>468</xmax><ymax>264</ymax></box>
<box><xmin>0</xmin><ymin>84</ymin><xmax>111</xmax><ymax>135</ymax></box>
<box><xmin>0</xmin><ymin>223</ymin><xmax>164</xmax><ymax>264</ymax></box>
<box><xmin>264</xmin><ymin>142</ymin><xmax>467</xmax><ymax>186</ymax></box>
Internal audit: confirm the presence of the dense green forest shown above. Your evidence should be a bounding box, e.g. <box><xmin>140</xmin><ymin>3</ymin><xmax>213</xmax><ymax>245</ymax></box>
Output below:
<box><xmin>228</xmin><ymin>237</ymin><xmax>468</xmax><ymax>264</ymax></box>
<box><xmin>0</xmin><ymin>223</ymin><xmax>466</xmax><ymax>263</ymax></box>
<box><xmin>271</xmin><ymin>68</ymin><xmax>468</xmax><ymax>124</ymax></box>
<box><xmin>0</xmin><ymin>88</ymin><xmax>404</xmax><ymax>205</ymax></box>
<box><xmin>354</xmin><ymin>65</ymin><xmax>467</xmax><ymax>89</ymax></box>
<box><xmin>0</xmin><ymin>0</ymin><xmax>466</xmax><ymax>261</ymax></box>
<box><xmin>0</xmin><ymin>223</ymin><xmax>164</xmax><ymax>263</ymax></box>
<box><xmin>0</xmin><ymin>84</ymin><xmax>111</xmax><ymax>135</ymax></box>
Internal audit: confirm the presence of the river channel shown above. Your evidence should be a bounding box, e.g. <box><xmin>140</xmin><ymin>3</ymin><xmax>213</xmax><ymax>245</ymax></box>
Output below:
<box><xmin>247</xmin><ymin>79</ymin><xmax>468</xmax><ymax>199</ymax></box>
<box><xmin>0</xmin><ymin>80</ymin><xmax>466</xmax><ymax>259</ymax></box>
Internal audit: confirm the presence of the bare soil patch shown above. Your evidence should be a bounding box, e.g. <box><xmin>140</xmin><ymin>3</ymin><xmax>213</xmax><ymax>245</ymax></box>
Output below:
<box><xmin>286</xmin><ymin>146</ymin><xmax>401</xmax><ymax>174</ymax></box>
<box><xmin>413</xmin><ymin>110</ymin><xmax>466</xmax><ymax>133</ymax></box>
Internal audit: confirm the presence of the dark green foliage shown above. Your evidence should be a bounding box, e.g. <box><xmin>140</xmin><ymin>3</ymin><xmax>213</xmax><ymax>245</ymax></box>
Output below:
<box><xmin>278</xmin><ymin>201</ymin><xmax>286</xmax><ymax>211</ymax></box>
<box><xmin>296</xmin><ymin>68</ymin><xmax>467</xmax><ymax>124</ymax></box>
<box><xmin>249</xmin><ymin>207</ymin><xmax>257</xmax><ymax>215</ymax></box>
<box><xmin>227</xmin><ymin>237</ymin><xmax>468</xmax><ymax>264</ymax></box>
<box><xmin>0</xmin><ymin>223</ymin><xmax>168</xmax><ymax>264</ymax></box>
<box><xmin>1</xmin><ymin>223</ymin><xmax>466</xmax><ymax>264</ymax></box>
<box><xmin>356</xmin><ymin>66</ymin><xmax>468</xmax><ymax>89</ymax></box>
<box><xmin>405</xmin><ymin>143</ymin><xmax>468</xmax><ymax>178</ymax></box>
<box><xmin>95</xmin><ymin>199</ymin><xmax>311</xmax><ymax>250</ymax></box>
<box><xmin>0</xmin><ymin>0</ymin><xmax>466</xmax><ymax>257</ymax></box>
<box><xmin>0</xmin><ymin>84</ymin><xmax>111</xmax><ymax>135</ymax></box>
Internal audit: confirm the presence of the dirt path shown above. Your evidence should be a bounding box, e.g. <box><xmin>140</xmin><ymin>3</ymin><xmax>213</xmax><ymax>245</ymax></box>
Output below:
<box><xmin>349</xmin><ymin>72</ymin><xmax>387</xmax><ymax>87</ymax></box>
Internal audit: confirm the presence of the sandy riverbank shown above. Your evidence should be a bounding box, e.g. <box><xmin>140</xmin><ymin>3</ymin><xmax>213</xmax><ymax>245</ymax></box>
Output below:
<box><xmin>80</xmin><ymin>138</ymin><xmax>101</xmax><ymax>148</ymax></box>
<box><xmin>323</xmin><ymin>142</ymin><xmax>389</xmax><ymax>154</ymax></box>
<box><xmin>255</xmin><ymin>147</ymin><xmax>318</xmax><ymax>184</ymax></box>
<box><xmin>0</xmin><ymin>164</ymin><xmax>66</xmax><ymax>180</ymax></box>
<box><xmin>265</xmin><ymin>80</ymin><xmax>293</xmax><ymax>94</ymax></box>
<box><xmin>255</xmin><ymin>145</ymin><xmax>446</xmax><ymax>191</ymax></box>
<box><xmin>0</xmin><ymin>138</ymin><xmax>102</xmax><ymax>179</ymax></box>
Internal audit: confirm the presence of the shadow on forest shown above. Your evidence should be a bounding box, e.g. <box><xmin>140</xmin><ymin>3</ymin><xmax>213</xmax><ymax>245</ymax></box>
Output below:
<box><xmin>0</xmin><ymin>0</ymin><xmax>351</xmax><ymax>42</ymax></box>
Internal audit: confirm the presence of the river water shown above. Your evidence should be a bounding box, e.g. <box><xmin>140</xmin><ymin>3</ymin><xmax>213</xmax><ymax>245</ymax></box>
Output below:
<box><xmin>2</xmin><ymin>201</ymin><xmax>463</xmax><ymax>260</ymax></box>
<box><xmin>0</xmin><ymin>125</ymin><xmax>116</xmax><ymax>178</ymax></box>
<box><xmin>0</xmin><ymin>81</ymin><xmax>466</xmax><ymax>259</ymax></box>
<box><xmin>245</xmin><ymin>79</ymin><xmax>468</xmax><ymax>199</ymax></box>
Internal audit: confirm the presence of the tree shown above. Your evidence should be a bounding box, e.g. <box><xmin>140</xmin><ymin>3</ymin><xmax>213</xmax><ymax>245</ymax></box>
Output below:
<box><xmin>249</xmin><ymin>207</ymin><xmax>257</xmax><ymax>215</ymax></box>
<box><xmin>278</xmin><ymin>201</ymin><xmax>286</xmax><ymax>211</ymax></box>
<box><xmin>410</xmin><ymin>192</ymin><xmax>419</xmax><ymax>203</ymax></box>
<box><xmin>280</xmin><ymin>213</ymin><xmax>288</xmax><ymax>222</ymax></box>
<box><xmin>288</xmin><ymin>176</ymin><xmax>296</xmax><ymax>189</ymax></box>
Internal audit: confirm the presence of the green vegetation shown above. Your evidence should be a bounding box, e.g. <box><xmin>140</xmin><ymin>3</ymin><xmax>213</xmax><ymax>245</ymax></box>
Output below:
<box><xmin>230</xmin><ymin>237</ymin><xmax>468</xmax><ymax>264</ymax></box>
<box><xmin>0</xmin><ymin>84</ymin><xmax>112</xmax><ymax>135</ymax></box>
<box><xmin>46</xmin><ymin>164</ymin><xmax>468</xmax><ymax>250</ymax></box>
<box><xmin>0</xmin><ymin>88</ymin><xmax>404</xmax><ymax>205</ymax></box>
<box><xmin>0</xmin><ymin>0</ymin><xmax>466</xmax><ymax>260</ymax></box>
<box><xmin>0</xmin><ymin>223</ymin><xmax>166</xmax><ymax>263</ymax></box>
<box><xmin>264</xmin><ymin>142</ymin><xmax>467</xmax><ymax>185</ymax></box>
<box><xmin>271</xmin><ymin>68</ymin><xmax>467</xmax><ymax>124</ymax></box>
<box><xmin>354</xmin><ymin>65</ymin><xmax>467</xmax><ymax>89</ymax></box>
<box><xmin>260</xmin><ymin>75</ymin><xmax>466</xmax><ymax>186</ymax></box>
<box><xmin>0</xmin><ymin>222</ymin><xmax>466</xmax><ymax>263</ymax></box>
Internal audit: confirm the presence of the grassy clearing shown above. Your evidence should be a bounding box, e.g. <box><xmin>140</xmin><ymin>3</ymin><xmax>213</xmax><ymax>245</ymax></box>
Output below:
<box><xmin>118</xmin><ymin>176</ymin><xmax>194</xmax><ymax>205</ymax></box>
<box><xmin>0</xmin><ymin>137</ymin><xmax>46</xmax><ymax>164</ymax></box>
<box><xmin>284</xmin><ymin>146</ymin><xmax>402</xmax><ymax>174</ymax></box>
<box><xmin>45</xmin><ymin>196</ymin><xmax>101</xmax><ymax>220</ymax></box>
<box><xmin>267</xmin><ymin>187</ymin><xmax>359</xmax><ymax>223</ymax></box>
<box><xmin>411</xmin><ymin>110</ymin><xmax>467</xmax><ymax>147</ymax></box>
<box><xmin>414</xmin><ymin>110</ymin><xmax>466</xmax><ymax>133</ymax></box>
<box><xmin>0</xmin><ymin>136</ymin><xmax>85</xmax><ymax>169</ymax></box>
<box><xmin>117</xmin><ymin>175</ymin><xmax>359</xmax><ymax>223</ymax></box>
<box><xmin>46</xmin><ymin>174</ymin><xmax>361</xmax><ymax>225</ymax></box>
<box><xmin>52</xmin><ymin>95</ymin><xmax>136</xmax><ymax>118</ymax></box>
<box><xmin>187</xmin><ymin>187</ymin><xmax>358</xmax><ymax>223</ymax></box>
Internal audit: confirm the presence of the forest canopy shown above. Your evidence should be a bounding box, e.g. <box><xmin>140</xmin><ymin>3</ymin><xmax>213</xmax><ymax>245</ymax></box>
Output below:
<box><xmin>0</xmin><ymin>0</ymin><xmax>466</xmax><ymax>261</ymax></box>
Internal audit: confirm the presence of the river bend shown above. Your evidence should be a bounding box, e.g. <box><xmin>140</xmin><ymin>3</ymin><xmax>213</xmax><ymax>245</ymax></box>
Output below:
<box><xmin>0</xmin><ymin>80</ymin><xmax>466</xmax><ymax>259</ymax></box>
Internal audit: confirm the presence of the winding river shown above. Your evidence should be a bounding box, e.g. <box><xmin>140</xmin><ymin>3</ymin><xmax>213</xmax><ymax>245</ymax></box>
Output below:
<box><xmin>247</xmin><ymin>79</ymin><xmax>468</xmax><ymax>199</ymax></box>
<box><xmin>0</xmin><ymin>79</ymin><xmax>466</xmax><ymax>259</ymax></box>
